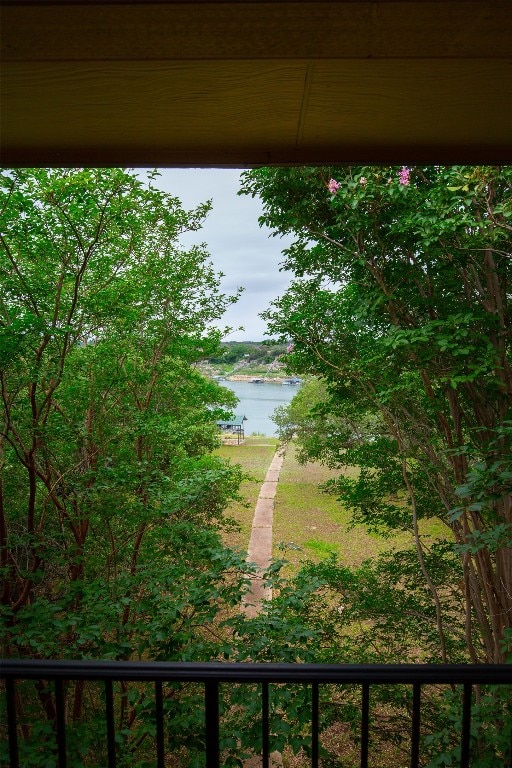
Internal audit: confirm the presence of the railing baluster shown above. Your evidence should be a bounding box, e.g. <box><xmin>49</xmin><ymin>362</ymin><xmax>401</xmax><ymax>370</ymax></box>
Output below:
<box><xmin>54</xmin><ymin>678</ymin><xmax>67</xmax><ymax>768</ymax></box>
<box><xmin>155</xmin><ymin>681</ymin><xmax>164</xmax><ymax>768</ymax></box>
<box><xmin>311</xmin><ymin>681</ymin><xmax>319</xmax><ymax>768</ymax></box>
<box><xmin>360</xmin><ymin>683</ymin><xmax>369</xmax><ymax>768</ymax></box>
<box><xmin>6</xmin><ymin>678</ymin><xmax>19</xmax><ymax>768</ymax></box>
<box><xmin>410</xmin><ymin>683</ymin><xmax>421</xmax><ymax>768</ymax></box>
<box><xmin>460</xmin><ymin>683</ymin><xmax>472</xmax><ymax>768</ymax></box>
<box><xmin>205</xmin><ymin>680</ymin><xmax>220</xmax><ymax>768</ymax></box>
<box><xmin>262</xmin><ymin>682</ymin><xmax>269</xmax><ymax>768</ymax></box>
<box><xmin>105</xmin><ymin>679</ymin><xmax>116</xmax><ymax>768</ymax></box>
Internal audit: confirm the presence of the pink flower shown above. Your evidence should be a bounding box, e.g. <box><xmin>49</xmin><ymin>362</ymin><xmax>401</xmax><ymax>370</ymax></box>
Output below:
<box><xmin>399</xmin><ymin>166</ymin><xmax>411</xmax><ymax>186</ymax></box>
<box><xmin>359</xmin><ymin>176</ymin><xmax>367</xmax><ymax>186</ymax></box>
<box><xmin>286</xmin><ymin>344</ymin><xmax>294</xmax><ymax>353</ymax></box>
<box><xmin>328</xmin><ymin>178</ymin><xmax>341</xmax><ymax>194</ymax></box>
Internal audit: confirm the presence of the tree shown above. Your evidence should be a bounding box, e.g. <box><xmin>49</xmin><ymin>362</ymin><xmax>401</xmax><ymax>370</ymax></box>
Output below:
<box><xmin>241</xmin><ymin>165</ymin><xmax>512</xmax><ymax>664</ymax></box>
<box><xmin>0</xmin><ymin>168</ymin><xmax>250</xmax><ymax>765</ymax></box>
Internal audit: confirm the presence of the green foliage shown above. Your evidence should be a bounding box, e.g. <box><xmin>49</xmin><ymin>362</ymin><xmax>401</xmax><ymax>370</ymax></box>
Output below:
<box><xmin>273</xmin><ymin>377</ymin><xmax>331</xmax><ymax>446</ymax></box>
<box><xmin>250</xmin><ymin>552</ymin><xmax>510</xmax><ymax>766</ymax></box>
<box><xmin>423</xmin><ymin>685</ymin><xmax>512</xmax><ymax>768</ymax></box>
<box><xmin>0</xmin><ymin>168</ymin><xmax>252</xmax><ymax>766</ymax></box>
<box><xmin>279</xmin><ymin>547</ymin><xmax>464</xmax><ymax>664</ymax></box>
<box><xmin>241</xmin><ymin>165</ymin><xmax>512</xmax><ymax>666</ymax></box>
<box><xmin>238</xmin><ymin>164</ymin><xmax>512</xmax><ymax>764</ymax></box>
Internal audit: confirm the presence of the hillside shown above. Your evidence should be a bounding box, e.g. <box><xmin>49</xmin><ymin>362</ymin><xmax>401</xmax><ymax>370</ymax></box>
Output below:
<box><xmin>204</xmin><ymin>340</ymin><xmax>290</xmax><ymax>378</ymax></box>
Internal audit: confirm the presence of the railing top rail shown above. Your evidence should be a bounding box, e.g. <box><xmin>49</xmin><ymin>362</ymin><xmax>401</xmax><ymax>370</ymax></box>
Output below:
<box><xmin>1</xmin><ymin>660</ymin><xmax>511</xmax><ymax>685</ymax></box>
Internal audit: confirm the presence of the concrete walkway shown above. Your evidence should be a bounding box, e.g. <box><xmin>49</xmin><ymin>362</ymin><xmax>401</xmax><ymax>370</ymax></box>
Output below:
<box><xmin>241</xmin><ymin>445</ymin><xmax>286</xmax><ymax>617</ymax></box>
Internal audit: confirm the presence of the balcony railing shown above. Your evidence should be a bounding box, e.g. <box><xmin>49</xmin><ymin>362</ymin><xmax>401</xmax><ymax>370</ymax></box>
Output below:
<box><xmin>2</xmin><ymin>660</ymin><xmax>511</xmax><ymax>768</ymax></box>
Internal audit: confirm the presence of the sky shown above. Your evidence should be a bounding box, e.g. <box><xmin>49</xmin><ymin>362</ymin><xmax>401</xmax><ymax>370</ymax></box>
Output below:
<box><xmin>145</xmin><ymin>169</ymin><xmax>293</xmax><ymax>341</ymax></box>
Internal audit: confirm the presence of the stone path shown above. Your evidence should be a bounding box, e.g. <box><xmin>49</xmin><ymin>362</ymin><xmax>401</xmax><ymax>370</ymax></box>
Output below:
<box><xmin>241</xmin><ymin>445</ymin><xmax>286</xmax><ymax>617</ymax></box>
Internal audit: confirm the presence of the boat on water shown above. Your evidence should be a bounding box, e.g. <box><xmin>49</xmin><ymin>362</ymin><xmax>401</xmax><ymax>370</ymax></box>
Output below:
<box><xmin>250</xmin><ymin>377</ymin><xmax>265</xmax><ymax>383</ymax></box>
<box><xmin>282</xmin><ymin>377</ymin><xmax>301</xmax><ymax>385</ymax></box>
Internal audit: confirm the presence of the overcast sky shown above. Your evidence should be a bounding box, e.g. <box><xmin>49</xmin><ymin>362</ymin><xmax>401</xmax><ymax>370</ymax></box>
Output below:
<box><xmin>145</xmin><ymin>169</ymin><xmax>292</xmax><ymax>341</ymax></box>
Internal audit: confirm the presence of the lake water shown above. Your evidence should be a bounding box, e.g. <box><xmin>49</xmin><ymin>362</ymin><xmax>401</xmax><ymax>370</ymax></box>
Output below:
<box><xmin>221</xmin><ymin>380</ymin><xmax>300</xmax><ymax>436</ymax></box>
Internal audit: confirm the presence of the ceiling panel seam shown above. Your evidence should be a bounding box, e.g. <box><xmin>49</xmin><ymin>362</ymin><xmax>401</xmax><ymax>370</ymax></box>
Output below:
<box><xmin>295</xmin><ymin>63</ymin><xmax>314</xmax><ymax>150</ymax></box>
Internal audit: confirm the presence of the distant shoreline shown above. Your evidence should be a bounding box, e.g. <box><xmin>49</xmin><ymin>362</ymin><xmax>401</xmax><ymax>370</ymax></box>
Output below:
<box><xmin>220</xmin><ymin>375</ymin><xmax>300</xmax><ymax>384</ymax></box>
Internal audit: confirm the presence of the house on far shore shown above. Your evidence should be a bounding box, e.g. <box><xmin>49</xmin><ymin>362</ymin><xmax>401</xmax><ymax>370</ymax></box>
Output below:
<box><xmin>216</xmin><ymin>415</ymin><xmax>247</xmax><ymax>445</ymax></box>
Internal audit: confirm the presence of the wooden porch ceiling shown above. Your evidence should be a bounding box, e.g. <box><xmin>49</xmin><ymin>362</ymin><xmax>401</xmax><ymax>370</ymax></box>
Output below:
<box><xmin>1</xmin><ymin>1</ymin><xmax>512</xmax><ymax>167</ymax></box>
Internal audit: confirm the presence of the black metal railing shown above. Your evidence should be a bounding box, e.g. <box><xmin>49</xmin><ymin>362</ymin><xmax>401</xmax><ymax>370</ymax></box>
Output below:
<box><xmin>2</xmin><ymin>660</ymin><xmax>511</xmax><ymax>768</ymax></box>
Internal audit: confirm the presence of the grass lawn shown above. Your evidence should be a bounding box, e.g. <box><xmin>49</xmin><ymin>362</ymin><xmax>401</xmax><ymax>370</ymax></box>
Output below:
<box><xmin>274</xmin><ymin>442</ymin><xmax>395</xmax><ymax>578</ymax></box>
<box><xmin>215</xmin><ymin>438</ymin><xmax>448</xmax><ymax>575</ymax></box>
